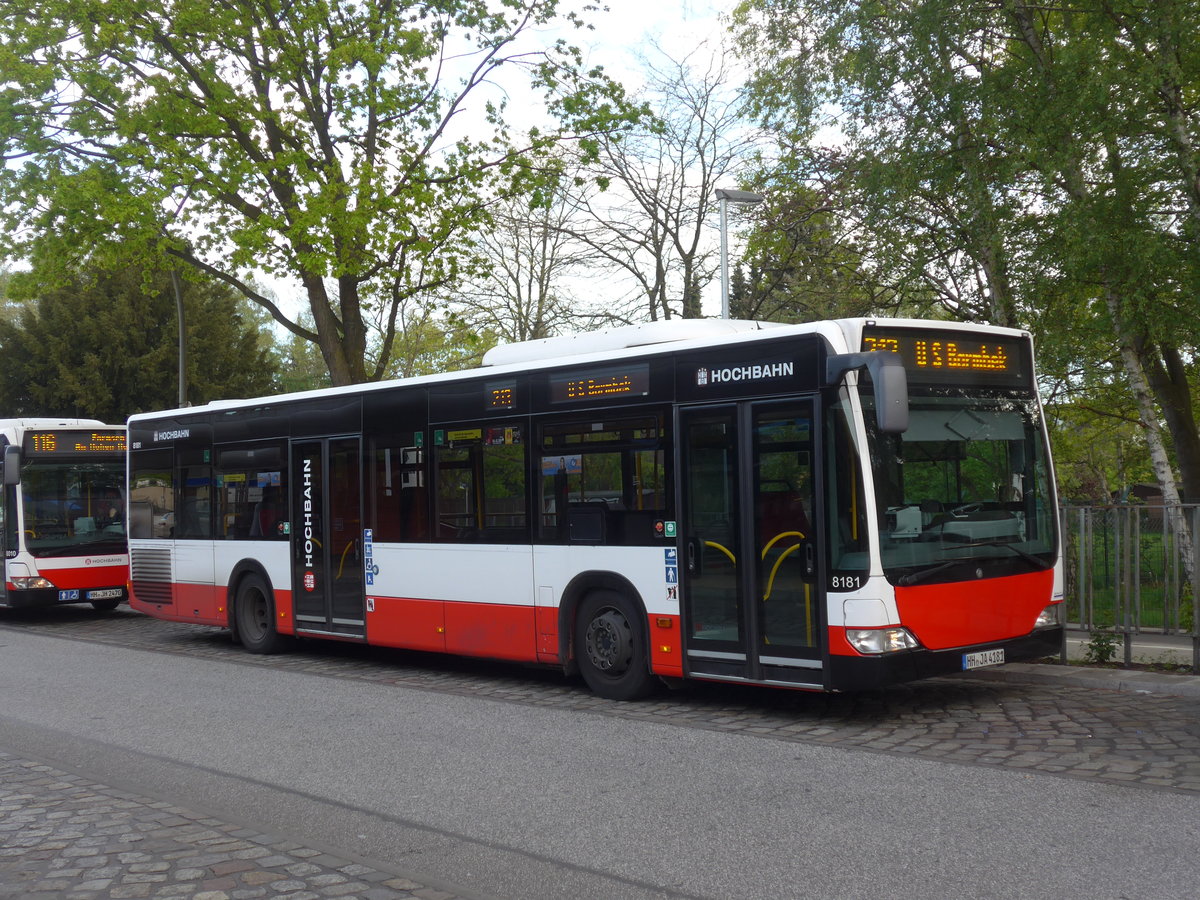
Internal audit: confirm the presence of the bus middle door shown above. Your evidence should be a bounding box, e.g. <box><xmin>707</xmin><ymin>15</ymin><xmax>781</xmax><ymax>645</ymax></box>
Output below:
<box><xmin>291</xmin><ymin>437</ymin><xmax>366</xmax><ymax>639</ymax></box>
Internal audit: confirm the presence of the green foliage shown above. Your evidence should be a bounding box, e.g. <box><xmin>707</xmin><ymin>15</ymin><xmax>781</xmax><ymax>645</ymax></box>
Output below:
<box><xmin>733</xmin><ymin>185</ymin><xmax>930</xmax><ymax>323</ymax></box>
<box><xmin>734</xmin><ymin>0</ymin><xmax>1200</xmax><ymax>502</ymax></box>
<box><xmin>1084</xmin><ymin>627</ymin><xmax>1120</xmax><ymax>665</ymax></box>
<box><xmin>0</xmin><ymin>0</ymin><xmax>643</xmax><ymax>385</ymax></box>
<box><xmin>0</xmin><ymin>262</ymin><xmax>280</xmax><ymax>421</ymax></box>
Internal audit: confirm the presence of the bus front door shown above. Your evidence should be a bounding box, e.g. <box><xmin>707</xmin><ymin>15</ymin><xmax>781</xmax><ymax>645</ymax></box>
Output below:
<box><xmin>291</xmin><ymin>438</ymin><xmax>366</xmax><ymax>639</ymax></box>
<box><xmin>681</xmin><ymin>401</ymin><xmax>823</xmax><ymax>687</ymax></box>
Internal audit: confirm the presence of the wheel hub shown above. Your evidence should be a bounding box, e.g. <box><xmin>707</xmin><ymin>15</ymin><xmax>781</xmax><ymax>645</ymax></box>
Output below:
<box><xmin>585</xmin><ymin>609</ymin><xmax>631</xmax><ymax>674</ymax></box>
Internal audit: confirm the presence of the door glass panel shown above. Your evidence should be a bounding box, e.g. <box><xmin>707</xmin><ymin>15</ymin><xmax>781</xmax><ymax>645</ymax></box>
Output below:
<box><xmin>683</xmin><ymin>412</ymin><xmax>742</xmax><ymax>648</ymax></box>
<box><xmin>754</xmin><ymin>407</ymin><xmax>818</xmax><ymax>654</ymax></box>
<box><xmin>328</xmin><ymin>438</ymin><xmax>363</xmax><ymax>626</ymax></box>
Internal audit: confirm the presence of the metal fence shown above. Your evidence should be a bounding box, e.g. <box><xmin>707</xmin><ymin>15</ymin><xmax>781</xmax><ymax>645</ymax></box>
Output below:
<box><xmin>1061</xmin><ymin>504</ymin><xmax>1200</xmax><ymax>670</ymax></box>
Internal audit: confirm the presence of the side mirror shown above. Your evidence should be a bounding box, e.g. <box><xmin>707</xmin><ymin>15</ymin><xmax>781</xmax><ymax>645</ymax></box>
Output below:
<box><xmin>825</xmin><ymin>351</ymin><xmax>910</xmax><ymax>433</ymax></box>
<box><xmin>3</xmin><ymin>444</ymin><xmax>21</xmax><ymax>485</ymax></box>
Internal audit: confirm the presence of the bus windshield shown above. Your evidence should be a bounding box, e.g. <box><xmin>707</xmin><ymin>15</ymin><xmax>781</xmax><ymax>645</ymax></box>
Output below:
<box><xmin>863</xmin><ymin>393</ymin><xmax>1056</xmax><ymax>584</ymax></box>
<box><xmin>19</xmin><ymin>460</ymin><xmax>127</xmax><ymax>557</ymax></box>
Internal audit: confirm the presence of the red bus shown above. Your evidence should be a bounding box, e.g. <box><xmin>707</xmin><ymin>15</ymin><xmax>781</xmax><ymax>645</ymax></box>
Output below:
<box><xmin>126</xmin><ymin>318</ymin><xmax>1063</xmax><ymax>697</ymax></box>
<box><xmin>0</xmin><ymin>419</ymin><xmax>129</xmax><ymax>611</ymax></box>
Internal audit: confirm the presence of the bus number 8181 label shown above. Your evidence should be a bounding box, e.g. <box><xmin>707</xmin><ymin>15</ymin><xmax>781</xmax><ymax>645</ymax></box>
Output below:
<box><xmin>830</xmin><ymin>575</ymin><xmax>862</xmax><ymax>591</ymax></box>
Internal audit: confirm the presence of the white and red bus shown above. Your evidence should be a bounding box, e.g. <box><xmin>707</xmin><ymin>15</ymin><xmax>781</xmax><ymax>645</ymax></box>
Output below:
<box><xmin>0</xmin><ymin>419</ymin><xmax>129</xmax><ymax>611</ymax></box>
<box><xmin>127</xmin><ymin>318</ymin><xmax>1062</xmax><ymax>697</ymax></box>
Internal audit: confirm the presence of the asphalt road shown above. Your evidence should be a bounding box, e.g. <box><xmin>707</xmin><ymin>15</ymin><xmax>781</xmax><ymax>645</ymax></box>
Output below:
<box><xmin>1</xmin><ymin>615</ymin><xmax>1199</xmax><ymax>899</ymax></box>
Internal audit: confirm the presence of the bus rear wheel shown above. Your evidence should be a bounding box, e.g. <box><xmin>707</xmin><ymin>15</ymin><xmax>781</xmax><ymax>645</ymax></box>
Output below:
<box><xmin>234</xmin><ymin>573</ymin><xmax>290</xmax><ymax>654</ymax></box>
<box><xmin>575</xmin><ymin>590</ymin><xmax>655</xmax><ymax>701</ymax></box>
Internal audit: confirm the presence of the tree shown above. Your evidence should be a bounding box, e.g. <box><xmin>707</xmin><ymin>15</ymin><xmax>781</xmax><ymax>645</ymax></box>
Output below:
<box><xmin>454</xmin><ymin>186</ymin><xmax>594</xmax><ymax>342</ymax></box>
<box><xmin>0</xmin><ymin>262</ymin><xmax>280</xmax><ymax>421</ymax></box>
<box><xmin>733</xmin><ymin>0</ymin><xmax>1200</xmax><ymax>513</ymax></box>
<box><xmin>733</xmin><ymin>183</ymin><xmax>913</xmax><ymax>322</ymax></box>
<box><xmin>0</xmin><ymin>0</ymin><xmax>641</xmax><ymax>385</ymax></box>
<box><xmin>564</xmin><ymin>41</ymin><xmax>759</xmax><ymax>321</ymax></box>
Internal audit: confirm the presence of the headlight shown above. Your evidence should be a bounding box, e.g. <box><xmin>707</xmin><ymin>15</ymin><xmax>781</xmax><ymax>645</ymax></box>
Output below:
<box><xmin>11</xmin><ymin>576</ymin><xmax>56</xmax><ymax>590</ymax></box>
<box><xmin>846</xmin><ymin>627</ymin><xmax>920</xmax><ymax>654</ymax></box>
<box><xmin>1034</xmin><ymin>604</ymin><xmax>1062</xmax><ymax>628</ymax></box>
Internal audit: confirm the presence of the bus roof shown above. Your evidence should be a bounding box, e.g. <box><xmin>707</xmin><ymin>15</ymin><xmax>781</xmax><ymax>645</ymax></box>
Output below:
<box><xmin>129</xmin><ymin>316</ymin><xmax>1030</xmax><ymax>424</ymax></box>
<box><xmin>480</xmin><ymin>319</ymin><xmax>785</xmax><ymax>367</ymax></box>
<box><xmin>0</xmin><ymin>418</ymin><xmax>119</xmax><ymax>443</ymax></box>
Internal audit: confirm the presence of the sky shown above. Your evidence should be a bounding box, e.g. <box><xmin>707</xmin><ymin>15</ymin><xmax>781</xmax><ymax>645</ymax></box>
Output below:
<box><xmin>574</xmin><ymin>0</ymin><xmax>732</xmax><ymax>72</ymax></box>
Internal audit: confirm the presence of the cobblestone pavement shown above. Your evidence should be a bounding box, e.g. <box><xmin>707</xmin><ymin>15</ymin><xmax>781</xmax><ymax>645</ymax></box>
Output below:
<box><xmin>6</xmin><ymin>606</ymin><xmax>1200</xmax><ymax>798</ymax></box>
<box><xmin>0</xmin><ymin>752</ymin><xmax>464</xmax><ymax>900</ymax></box>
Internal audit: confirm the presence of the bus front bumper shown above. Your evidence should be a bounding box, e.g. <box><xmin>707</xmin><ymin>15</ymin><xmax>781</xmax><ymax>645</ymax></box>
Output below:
<box><xmin>1</xmin><ymin>586</ymin><xmax>128</xmax><ymax>609</ymax></box>
<box><xmin>829</xmin><ymin>627</ymin><xmax>1063</xmax><ymax>691</ymax></box>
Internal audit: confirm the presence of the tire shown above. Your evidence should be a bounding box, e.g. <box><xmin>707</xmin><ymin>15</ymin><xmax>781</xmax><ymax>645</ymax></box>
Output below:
<box><xmin>90</xmin><ymin>598</ymin><xmax>122</xmax><ymax>612</ymax></box>
<box><xmin>234</xmin><ymin>573</ymin><xmax>290</xmax><ymax>654</ymax></box>
<box><xmin>575</xmin><ymin>589</ymin><xmax>656</xmax><ymax>700</ymax></box>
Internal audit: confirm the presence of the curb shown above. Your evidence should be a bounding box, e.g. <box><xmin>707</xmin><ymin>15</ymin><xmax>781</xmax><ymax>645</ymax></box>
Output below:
<box><xmin>956</xmin><ymin>661</ymin><xmax>1200</xmax><ymax>699</ymax></box>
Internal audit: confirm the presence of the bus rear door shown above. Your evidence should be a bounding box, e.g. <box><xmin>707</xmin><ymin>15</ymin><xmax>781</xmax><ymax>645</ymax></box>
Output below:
<box><xmin>680</xmin><ymin>400</ymin><xmax>824</xmax><ymax>688</ymax></box>
<box><xmin>291</xmin><ymin>437</ymin><xmax>366</xmax><ymax>639</ymax></box>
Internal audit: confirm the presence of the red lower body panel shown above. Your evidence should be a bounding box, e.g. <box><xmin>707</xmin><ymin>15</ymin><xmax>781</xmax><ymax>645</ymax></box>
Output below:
<box><xmin>368</xmin><ymin>595</ymin><xmax>535</xmax><ymax>661</ymax></box>
<box><xmin>896</xmin><ymin>569</ymin><xmax>1055</xmax><ymax>650</ymax></box>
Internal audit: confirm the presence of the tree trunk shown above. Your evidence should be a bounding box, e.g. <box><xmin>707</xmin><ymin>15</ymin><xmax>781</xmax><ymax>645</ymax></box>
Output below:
<box><xmin>1108</xmin><ymin>289</ymin><xmax>1195</xmax><ymax>582</ymax></box>
<box><xmin>1136</xmin><ymin>338</ymin><xmax>1200</xmax><ymax>502</ymax></box>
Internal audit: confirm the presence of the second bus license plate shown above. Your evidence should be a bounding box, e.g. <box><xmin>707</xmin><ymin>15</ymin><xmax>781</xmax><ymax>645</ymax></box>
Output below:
<box><xmin>87</xmin><ymin>588</ymin><xmax>123</xmax><ymax>600</ymax></box>
<box><xmin>962</xmin><ymin>648</ymin><xmax>1005</xmax><ymax>670</ymax></box>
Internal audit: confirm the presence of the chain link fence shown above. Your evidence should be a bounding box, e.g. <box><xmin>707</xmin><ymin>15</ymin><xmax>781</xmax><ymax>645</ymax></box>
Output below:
<box><xmin>1061</xmin><ymin>504</ymin><xmax>1200</xmax><ymax>671</ymax></box>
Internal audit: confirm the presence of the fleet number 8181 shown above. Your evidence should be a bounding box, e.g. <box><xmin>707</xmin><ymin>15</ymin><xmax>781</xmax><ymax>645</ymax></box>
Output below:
<box><xmin>830</xmin><ymin>575</ymin><xmax>863</xmax><ymax>590</ymax></box>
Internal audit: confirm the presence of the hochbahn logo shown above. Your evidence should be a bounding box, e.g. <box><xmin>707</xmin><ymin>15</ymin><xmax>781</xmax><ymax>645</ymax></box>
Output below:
<box><xmin>696</xmin><ymin>361</ymin><xmax>794</xmax><ymax>386</ymax></box>
<box><xmin>302</xmin><ymin>456</ymin><xmax>316</xmax><ymax>591</ymax></box>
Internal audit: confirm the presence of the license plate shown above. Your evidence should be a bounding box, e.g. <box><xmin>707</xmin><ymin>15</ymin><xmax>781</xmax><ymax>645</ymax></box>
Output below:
<box><xmin>57</xmin><ymin>589</ymin><xmax>81</xmax><ymax>601</ymax></box>
<box><xmin>963</xmin><ymin>648</ymin><xmax>1005</xmax><ymax>670</ymax></box>
<box><xmin>87</xmin><ymin>588</ymin><xmax>123</xmax><ymax>600</ymax></box>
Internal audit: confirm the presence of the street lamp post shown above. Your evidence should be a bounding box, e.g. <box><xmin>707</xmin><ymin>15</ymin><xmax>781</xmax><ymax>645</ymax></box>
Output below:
<box><xmin>171</xmin><ymin>268</ymin><xmax>187</xmax><ymax>407</ymax></box>
<box><xmin>716</xmin><ymin>188</ymin><xmax>765</xmax><ymax>319</ymax></box>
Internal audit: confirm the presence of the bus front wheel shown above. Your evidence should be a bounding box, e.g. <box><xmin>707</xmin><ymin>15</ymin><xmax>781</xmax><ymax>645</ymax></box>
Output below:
<box><xmin>575</xmin><ymin>590</ymin><xmax>655</xmax><ymax>701</ymax></box>
<box><xmin>234</xmin><ymin>573</ymin><xmax>289</xmax><ymax>655</ymax></box>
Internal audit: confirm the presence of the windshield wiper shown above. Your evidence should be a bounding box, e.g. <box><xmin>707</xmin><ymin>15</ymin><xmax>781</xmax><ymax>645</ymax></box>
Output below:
<box><xmin>896</xmin><ymin>542</ymin><xmax>1049</xmax><ymax>587</ymax></box>
<box><xmin>965</xmin><ymin>539</ymin><xmax>1048</xmax><ymax>568</ymax></box>
<box><xmin>896</xmin><ymin>561</ymin><xmax>960</xmax><ymax>586</ymax></box>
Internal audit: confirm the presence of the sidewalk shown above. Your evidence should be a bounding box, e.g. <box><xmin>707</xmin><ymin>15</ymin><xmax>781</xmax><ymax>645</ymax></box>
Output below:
<box><xmin>956</xmin><ymin>628</ymin><xmax>1200</xmax><ymax>699</ymax></box>
<box><xmin>0</xmin><ymin>751</ymin><xmax>470</xmax><ymax>900</ymax></box>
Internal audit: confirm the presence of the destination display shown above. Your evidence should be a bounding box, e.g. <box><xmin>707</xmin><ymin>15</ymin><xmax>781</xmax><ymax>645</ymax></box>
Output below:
<box><xmin>861</xmin><ymin>325</ymin><xmax>1031</xmax><ymax>387</ymax></box>
<box><xmin>23</xmin><ymin>430</ymin><xmax>127</xmax><ymax>456</ymax></box>
<box><xmin>487</xmin><ymin>380</ymin><xmax>516</xmax><ymax>410</ymax></box>
<box><xmin>549</xmin><ymin>364</ymin><xmax>651</xmax><ymax>403</ymax></box>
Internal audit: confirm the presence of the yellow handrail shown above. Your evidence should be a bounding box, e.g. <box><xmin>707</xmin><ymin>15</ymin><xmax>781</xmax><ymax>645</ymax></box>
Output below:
<box><xmin>336</xmin><ymin>540</ymin><xmax>355</xmax><ymax>580</ymax></box>
<box><xmin>762</xmin><ymin>543</ymin><xmax>801</xmax><ymax>601</ymax></box>
<box><xmin>703</xmin><ymin>540</ymin><xmax>736</xmax><ymax>566</ymax></box>
<box><xmin>760</xmin><ymin>530</ymin><xmax>805</xmax><ymax>559</ymax></box>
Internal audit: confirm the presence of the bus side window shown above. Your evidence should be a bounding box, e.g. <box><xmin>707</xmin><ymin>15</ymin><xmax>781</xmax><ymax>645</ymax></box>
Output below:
<box><xmin>436</xmin><ymin>445</ymin><xmax>477</xmax><ymax>541</ymax></box>
<box><xmin>371</xmin><ymin>443</ymin><xmax>429</xmax><ymax>542</ymax></box>
<box><xmin>216</xmin><ymin>443</ymin><xmax>286</xmax><ymax>540</ymax></box>
<box><xmin>176</xmin><ymin>465</ymin><xmax>212</xmax><ymax>539</ymax></box>
<box><xmin>435</xmin><ymin>424</ymin><xmax>526</xmax><ymax>543</ymax></box>
<box><xmin>129</xmin><ymin>448</ymin><xmax>174</xmax><ymax>540</ymax></box>
<box><xmin>539</xmin><ymin>415</ymin><xmax>668</xmax><ymax>546</ymax></box>
<box><xmin>481</xmin><ymin>426</ymin><xmax>526</xmax><ymax>540</ymax></box>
